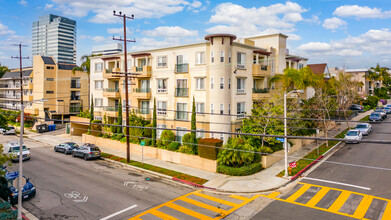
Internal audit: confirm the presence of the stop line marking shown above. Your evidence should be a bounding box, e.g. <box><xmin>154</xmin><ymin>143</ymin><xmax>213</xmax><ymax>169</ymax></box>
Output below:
<box><xmin>100</xmin><ymin>204</ymin><xmax>138</xmax><ymax>220</ymax></box>
<box><xmin>303</xmin><ymin>177</ymin><xmax>371</xmax><ymax>190</ymax></box>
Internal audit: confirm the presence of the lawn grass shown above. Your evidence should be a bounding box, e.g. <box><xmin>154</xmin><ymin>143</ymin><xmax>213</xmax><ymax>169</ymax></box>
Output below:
<box><xmin>101</xmin><ymin>153</ymin><xmax>208</xmax><ymax>185</ymax></box>
<box><xmin>360</xmin><ymin>115</ymin><xmax>370</xmax><ymax>122</ymax></box>
<box><xmin>277</xmin><ymin>129</ymin><xmax>348</xmax><ymax>177</ymax></box>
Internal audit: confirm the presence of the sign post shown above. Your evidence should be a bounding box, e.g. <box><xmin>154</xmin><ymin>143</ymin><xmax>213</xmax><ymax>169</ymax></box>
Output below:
<box><xmin>140</xmin><ymin>140</ymin><xmax>145</xmax><ymax>166</ymax></box>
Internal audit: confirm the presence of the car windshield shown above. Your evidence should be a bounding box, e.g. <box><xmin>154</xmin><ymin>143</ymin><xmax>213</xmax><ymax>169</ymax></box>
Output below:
<box><xmin>90</xmin><ymin>147</ymin><xmax>100</xmax><ymax>151</ymax></box>
<box><xmin>11</xmin><ymin>146</ymin><xmax>28</xmax><ymax>152</ymax></box>
<box><xmin>371</xmin><ymin>113</ymin><xmax>380</xmax><ymax>116</ymax></box>
<box><xmin>386</xmin><ymin>108</ymin><xmax>391</xmax><ymax>110</ymax></box>
<box><xmin>356</xmin><ymin>124</ymin><xmax>367</xmax><ymax>129</ymax></box>
<box><xmin>346</xmin><ymin>131</ymin><xmax>359</xmax><ymax>136</ymax></box>
<box><xmin>68</xmin><ymin>143</ymin><xmax>78</xmax><ymax>147</ymax></box>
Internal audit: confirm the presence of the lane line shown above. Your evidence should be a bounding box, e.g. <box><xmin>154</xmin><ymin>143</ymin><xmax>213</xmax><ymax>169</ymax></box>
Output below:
<box><xmin>303</xmin><ymin>177</ymin><xmax>371</xmax><ymax>191</ymax></box>
<box><xmin>100</xmin><ymin>205</ymin><xmax>138</xmax><ymax>220</ymax></box>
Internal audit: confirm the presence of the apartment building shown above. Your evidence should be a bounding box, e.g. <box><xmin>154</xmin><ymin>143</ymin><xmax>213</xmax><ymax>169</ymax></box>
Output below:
<box><xmin>89</xmin><ymin>33</ymin><xmax>307</xmax><ymax>142</ymax></box>
<box><xmin>0</xmin><ymin>55</ymin><xmax>88</xmax><ymax>121</ymax></box>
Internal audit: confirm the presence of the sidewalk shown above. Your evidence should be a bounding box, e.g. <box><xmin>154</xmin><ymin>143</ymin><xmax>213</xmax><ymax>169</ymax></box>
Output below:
<box><xmin>24</xmin><ymin>111</ymin><xmax>372</xmax><ymax>193</ymax></box>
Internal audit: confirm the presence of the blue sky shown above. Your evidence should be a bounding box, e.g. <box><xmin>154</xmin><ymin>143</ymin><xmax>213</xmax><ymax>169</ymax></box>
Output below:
<box><xmin>1</xmin><ymin>0</ymin><xmax>391</xmax><ymax>69</ymax></box>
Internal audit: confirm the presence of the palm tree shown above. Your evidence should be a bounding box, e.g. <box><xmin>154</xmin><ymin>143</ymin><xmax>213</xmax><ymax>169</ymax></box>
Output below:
<box><xmin>73</xmin><ymin>55</ymin><xmax>92</xmax><ymax>111</ymax></box>
<box><xmin>270</xmin><ymin>67</ymin><xmax>317</xmax><ymax>91</ymax></box>
<box><xmin>367</xmin><ymin>64</ymin><xmax>389</xmax><ymax>94</ymax></box>
<box><xmin>0</xmin><ymin>65</ymin><xmax>10</xmax><ymax>78</ymax></box>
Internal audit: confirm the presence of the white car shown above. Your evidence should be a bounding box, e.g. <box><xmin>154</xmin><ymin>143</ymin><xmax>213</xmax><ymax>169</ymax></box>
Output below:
<box><xmin>344</xmin><ymin>130</ymin><xmax>363</xmax><ymax>144</ymax></box>
<box><xmin>4</xmin><ymin>142</ymin><xmax>31</xmax><ymax>162</ymax></box>
<box><xmin>3</xmin><ymin>126</ymin><xmax>15</xmax><ymax>135</ymax></box>
<box><xmin>354</xmin><ymin>123</ymin><xmax>372</xmax><ymax>136</ymax></box>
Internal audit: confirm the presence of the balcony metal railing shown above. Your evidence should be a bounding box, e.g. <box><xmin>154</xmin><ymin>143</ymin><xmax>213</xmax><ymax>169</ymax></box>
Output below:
<box><xmin>70</xmin><ymin>96</ymin><xmax>81</xmax><ymax>101</ymax></box>
<box><xmin>69</xmin><ymin>106</ymin><xmax>82</xmax><ymax>113</ymax></box>
<box><xmin>136</xmin><ymin>108</ymin><xmax>150</xmax><ymax>114</ymax></box>
<box><xmin>157</xmin><ymin>88</ymin><xmax>167</xmax><ymax>93</ymax></box>
<box><xmin>104</xmin><ymin>106</ymin><xmax>119</xmax><ymax>112</ymax></box>
<box><xmin>176</xmin><ymin>111</ymin><xmax>188</xmax><ymax>120</ymax></box>
<box><xmin>261</xmin><ymin>65</ymin><xmax>268</xmax><ymax>71</ymax></box>
<box><xmin>157</xmin><ymin>110</ymin><xmax>167</xmax><ymax>115</ymax></box>
<box><xmin>237</xmin><ymin>89</ymin><xmax>245</xmax><ymax>94</ymax></box>
<box><xmin>136</xmin><ymin>66</ymin><xmax>143</xmax><ymax>72</ymax></box>
<box><xmin>175</xmin><ymin>64</ymin><xmax>189</xmax><ymax>73</ymax></box>
<box><xmin>133</xmin><ymin>88</ymin><xmax>151</xmax><ymax>93</ymax></box>
<box><xmin>106</xmin><ymin>69</ymin><xmax>112</xmax><ymax>73</ymax></box>
<box><xmin>175</xmin><ymin>88</ymin><xmax>189</xmax><ymax>97</ymax></box>
<box><xmin>237</xmin><ymin>113</ymin><xmax>246</xmax><ymax>119</ymax></box>
<box><xmin>71</xmin><ymin>82</ymin><xmax>81</xmax><ymax>88</ymax></box>
<box><xmin>0</xmin><ymin>84</ymin><xmax>9</xmax><ymax>88</ymax></box>
<box><xmin>237</xmin><ymin>64</ymin><xmax>246</xmax><ymax>69</ymax></box>
<box><xmin>104</xmin><ymin>88</ymin><xmax>120</xmax><ymax>92</ymax></box>
<box><xmin>252</xmin><ymin>88</ymin><xmax>270</xmax><ymax>93</ymax></box>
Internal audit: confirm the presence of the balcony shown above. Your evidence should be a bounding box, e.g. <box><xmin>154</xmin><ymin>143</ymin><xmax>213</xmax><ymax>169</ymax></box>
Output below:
<box><xmin>175</xmin><ymin>88</ymin><xmax>189</xmax><ymax>97</ymax></box>
<box><xmin>103</xmin><ymin>88</ymin><xmax>120</xmax><ymax>98</ymax></box>
<box><xmin>69</xmin><ymin>106</ymin><xmax>82</xmax><ymax>113</ymax></box>
<box><xmin>103</xmin><ymin>106</ymin><xmax>119</xmax><ymax>117</ymax></box>
<box><xmin>133</xmin><ymin>88</ymin><xmax>151</xmax><ymax>100</ymax></box>
<box><xmin>135</xmin><ymin>108</ymin><xmax>150</xmax><ymax>115</ymax></box>
<box><xmin>104</xmin><ymin>68</ymin><xmax>121</xmax><ymax>79</ymax></box>
<box><xmin>237</xmin><ymin>89</ymin><xmax>245</xmax><ymax>94</ymax></box>
<box><xmin>252</xmin><ymin>64</ymin><xmax>271</xmax><ymax>77</ymax></box>
<box><xmin>176</xmin><ymin>111</ymin><xmax>188</xmax><ymax>120</ymax></box>
<box><xmin>70</xmin><ymin>96</ymin><xmax>81</xmax><ymax>101</ymax></box>
<box><xmin>252</xmin><ymin>88</ymin><xmax>270</xmax><ymax>100</ymax></box>
<box><xmin>132</xmin><ymin>66</ymin><xmax>151</xmax><ymax>77</ymax></box>
<box><xmin>0</xmin><ymin>84</ymin><xmax>9</xmax><ymax>89</ymax></box>
<box><xmin>71</xmin><ymin>82</ymin><xmax>81</xmax><ymax>89</ymax></box>
<box><xmin>175</xmin><ymin>64</ymin><xmax>189</xmax><ymax>74</ymax></box>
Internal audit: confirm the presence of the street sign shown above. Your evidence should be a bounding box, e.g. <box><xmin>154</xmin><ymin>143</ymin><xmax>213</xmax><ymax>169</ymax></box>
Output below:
<box><xmin>276</xmin><ymin>138</ymin><xmax>285</xmax><ymax>143</ymax></box>
<box><xmin>289</xmin><ymin>161</ymin><xmax>297</xmax><ymax>168</ymax></box>
<box><xmin>140</xmin><ymin>141</ymin><xmax>145</xmax><ymax>146</ymax></box>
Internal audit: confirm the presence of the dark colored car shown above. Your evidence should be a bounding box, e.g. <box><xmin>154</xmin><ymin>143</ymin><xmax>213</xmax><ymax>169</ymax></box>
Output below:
<box><xmin>71</xmin><ymin>144</ymin><xmax>101</xmax><ymax>160</ymax></box>
<box><xmin>384</xmin><ymin>107</ymin><xmax>391</xmax><ymax>114</ymax></box>
<box><xmin>369</xmin><ymin>112</ymin><xmax>382</xmax><ymax>122</ymax></box>
<box><xmin>0</xmin><ymin>171</ymin><xmax>36</xmax><ymax>205</ymax></box>
<box><xmin>54</xmin><ymin>142</ymin><xmax>79</xmax><ymax>155</ymax></box>
<box><xmin>350</xmin><ymin>104</ymin><xmax>364</xmax><ymax>112</ymax></box>
<box><xmin>374</xmin><ymin>109</ymin><xmax>387</xmax><ymax>119</ymax></box>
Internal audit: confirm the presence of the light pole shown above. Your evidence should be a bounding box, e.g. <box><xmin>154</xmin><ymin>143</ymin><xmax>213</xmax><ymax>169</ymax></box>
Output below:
<box><xmin>17</xmin><ymin>98</ymin><xmax>46</xmax><ymax>220</ymax></box>
<box><xmin>284</xmin><ymin>90</ymin><xmax>303</xmax><ymax>178</ymax></box>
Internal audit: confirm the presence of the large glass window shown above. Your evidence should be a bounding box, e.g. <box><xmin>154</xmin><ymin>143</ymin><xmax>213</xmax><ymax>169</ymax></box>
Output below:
<box><xmin>95</xmin><ymin>80</ymin><xmax>103</xmax><ymax>90</ymax></box>
<box><xmin>196</xmin><ymin>103</ymin><xmax>205</xmax><ymax>114</ymax></box>
<box><xmin>196</xmin><ymin>78</ymin><xmax>205</xmax><ymax>90</ymax></box>
<box><xmin>157</xmin><ymin>101</ymin><xmax>167</xmax><ymax>115</ymax></box>
<box><xmin>237</xmin><ymin>102</ymin><xmax>246</xmax><ymax>118</ymax></box>
<box><xmin>157</xmin><ymin>79</ymin><xmax>167</xmax><ymax>93</ymax></box>
<box><xmin>237</xmin><ymin>52</ymin><xmax>246</xmax><ymax>69</ymax></box>
<box><xmin>196</xmin><ymin>52</ymin><xmax>205</xmax><ymax>64</ymax></box>
<box><xmin>176</xmin><ymin>103</ymin><xmax>188</xmax><ymax>120</ymax></box>
<box><xmin>157</xmin><ymin>56</ymin><xmax>167</xmax><ymax>67</ymax></box>
<box><xmin>237</xmin><ymin>78</ymin><xmax>245</xmax><ymax>94</ymax></box>
<box><xmin>95</xmin><ymin>63</ymin><xmax>103</xmax><ymax>72</ymax></box>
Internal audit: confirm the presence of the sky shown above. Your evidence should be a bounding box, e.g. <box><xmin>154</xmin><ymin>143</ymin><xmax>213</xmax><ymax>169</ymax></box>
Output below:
<box><xmin>0</xmin><ymin>0</ymin><xmax>390</xmax><ymax>69</ymax></box>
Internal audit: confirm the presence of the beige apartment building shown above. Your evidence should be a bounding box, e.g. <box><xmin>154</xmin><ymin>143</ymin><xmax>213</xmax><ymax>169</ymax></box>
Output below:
<box><xmin>0</xmin><ymin>55</ymin><xmax>88</xmax><ymax>121</ymax></box>
<box><xmin>89</xmin><ymin>33</ymin><xmax>307</xmax><ymax>142</ymax></box>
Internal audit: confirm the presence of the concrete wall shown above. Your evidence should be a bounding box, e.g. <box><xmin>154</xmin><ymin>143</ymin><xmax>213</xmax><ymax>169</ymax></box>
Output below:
<box><xmin>82</xmin><ymin>134</ymin><xmax>217</xmax><ymax>172</ymax></box>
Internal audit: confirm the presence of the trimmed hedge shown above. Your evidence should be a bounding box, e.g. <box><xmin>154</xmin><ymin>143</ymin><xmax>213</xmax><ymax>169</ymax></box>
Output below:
<box><xmin>168</xmin><ymin>141</ymin><xmax>181</xmax><ymax>151</ymax></box>
<box><xmin>217</xmin><ymin>163</ymin><xmax>263</xmax><ymax>176</ymax></box>
<box><xmin>198</xmin><ymin>138</ymin><xmax>223</xmax><ymax>160</ymax></box>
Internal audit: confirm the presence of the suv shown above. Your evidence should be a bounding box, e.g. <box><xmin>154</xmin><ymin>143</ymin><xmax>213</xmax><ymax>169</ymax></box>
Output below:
<box><xmin>0</xmin><ymin>171</ymin><xmax>36</xmax><ymax>205</ymax></box>
<box><xmin>369</xmin><ymin>112</ymin><xmax>382</xmax><ymax>122</ymax></box>
<box><xmin>71</xmin><ymin>144</ymin><xmax>101</xmax><ymax>160</ymax></box>
<box><xmin>4</xmin><ymin>143</ymin><xmax>31</xmax><ymax>162</ymax></box>
<box><xmin>3</xmin><ymin>126</ymin><xmax>15</xmax><ymax>135</ymax></box>
<box><xmin>350</xmin><ymin>104</ymin><xmax>363</xmax><ymax>112</ymax></box>
<box><xmin>54</xmin><ymin>142</ymin><xmax>79</xmax><ymax>155</ymax></box>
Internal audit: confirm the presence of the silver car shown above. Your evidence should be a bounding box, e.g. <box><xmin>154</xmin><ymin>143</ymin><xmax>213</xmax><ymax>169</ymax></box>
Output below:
<box><xmin>54</xmin><ymin>142</ymin><xmax>79</xmax><ymax>155</ymax></box>
<box><xmin>355</xmin><ymin>123</ymin><xmax>372</xmax><ymax>135</ymax></box>
<box><xmin>71</xmin><ymin>144</ymin><xmax>101</xmax><ymax>160</ymax></box>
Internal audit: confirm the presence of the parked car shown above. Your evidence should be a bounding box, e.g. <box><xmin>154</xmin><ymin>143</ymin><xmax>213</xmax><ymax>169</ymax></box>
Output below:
<box><xmin>344</xmin><ymin>130</ymin><xmax>363</xmax><ymax>144</ymax></box>
<box><xmin>4</xmin><ymin>142</ymin><xmax>31</xmax><ymax>162</ymax></box>
<box><xmin>0</xmin><ymin>171</ymin><xmax>36</xmax><ymax>205</ymax></box>
<box><xmin>384</xmin><ymin>107</ymin><xmax>391</xmax><ymax>114</ymax></box>
<box><xmin>374</xmin><ymin>108</ymin><xmax>387</xmax><ymax>119</ymax></box>
<box><xmin>369</xmin><ymin>112</ymin><xmax>383</xmax><ymax>122</ymax></box>
<box><xmin>355</xmin><ymin>123</ymin><xmax>372</xmax><ymax>135</ymax></box>
<box><xmin>54</xmin><ymin>142</ymin><xmax>79</xmax><ymax>155</ymax></box>
<box><xmin>71</xmin><ymin>144</ymin><xmax>101</xmax><ymax>160</ymax></box>
<box><xmin>3</xmin><ymin>126</ymin><xmax>15</xmax><ymax>135</ymax></box>
<box><xmin>350</xmin><ymin>104</ymin><xmax>364</xmax><ymax>112</ymax></box>
<box><xmin>386</xmin><ymin>104</ymin><xmax>391</xmax><ymax>108</ymax></box>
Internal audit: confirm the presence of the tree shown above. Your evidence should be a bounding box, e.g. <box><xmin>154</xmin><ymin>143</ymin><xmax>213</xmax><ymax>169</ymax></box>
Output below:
<box><xmin>217</xmin><ymin>138</ymin><xmax>258</xmax><ymax>168</ymax></box>
<box><xmin>367</xmin><ymin>64</ymin><xmax>390</xmax><ymax>93</ymax></box>
<box><xmin>0</xmin><ymin>144</ymin><xmax>12</xmax><ymax>175</ymax></box>
<box><xmin>0</xmin><ymin>114</ymin><xmax>7</xmax><ymax>129</ymax></box>
<box><xmin>271</xmin><ymin>67</ymin><xmax>317</xmax><ymax>91</ymax></box>
<box><xmin>117</xmin><ymin>99</ymin><xmax>122</xmax><ymax>134</ymax></box>
<box><xmin>191</xmin><ymin>97</ymin><xmax>196</xmax><ymax>137</ymax></box>
<box><xmin>152</xmin><ymin>98</ymin><xmax>157</xmax><ymax>146</ymax></box>
<box><xmin>89</xmin><ymin>96</ymin><xmax>94</xmax><ymax>132</ymax></box>
<box><xmin>335</xmin><ymin>72</ymin><xmax>360</xmax><ymax>128</ymax></box>
<box><xmin>73</xmin><ymin>55</ymin><xmax>93</xmax><ymax>107</ymax></box>
<box><xmin>0</xmin><ymin>65</ymin><xmax>9</xmax><ymax>78</ymax></box>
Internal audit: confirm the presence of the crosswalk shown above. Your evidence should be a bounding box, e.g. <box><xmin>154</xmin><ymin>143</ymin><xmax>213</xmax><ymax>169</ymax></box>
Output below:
<box><xmin>262</xmin><ymin>182</ymin><xmax>391</xmax><ymax>220</ymax></box>
<box><xmin>130</xmin><ymin>190</ymin><xmax>260</xmax><ymax>220</ymax></box>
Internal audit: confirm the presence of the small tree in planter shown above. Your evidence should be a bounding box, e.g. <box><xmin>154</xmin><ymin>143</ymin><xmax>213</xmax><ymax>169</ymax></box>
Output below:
<box><xmin>117</xmin><ymin>99</ymin><xmax>122</xmax><ymax>134</ymax></box>
<box><xmin>152</xmin><ymin>98</ymin><xmax>157</xmax><ymax>146</ymax></box>
<box><xmin>89</xmin><ymin>96</ymin><xmax>94</xmax><ymax>133</ymax></box>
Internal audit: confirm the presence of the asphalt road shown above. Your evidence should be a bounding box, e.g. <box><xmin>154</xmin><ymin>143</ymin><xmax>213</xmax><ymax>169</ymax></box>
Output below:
<box><xmin>252</xmin><ymin>116</ymin><xmax>391</xmax><ymax>219</ymax></box>
<box><xmin>1</xmin><ymin>135</ymin><xmax>193</xmax><ymax>220</ymax></box>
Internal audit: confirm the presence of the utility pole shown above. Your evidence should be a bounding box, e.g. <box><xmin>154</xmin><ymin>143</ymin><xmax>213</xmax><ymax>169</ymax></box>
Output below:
<box><xmin>112</xmin><ymin>11</ymin><xmax>136</xmax><ymax>163</ymax></box>
<box><xmin>11</xmin><ymin>43</ymin><xmax>28</xmax><ymax>135</ymax></box>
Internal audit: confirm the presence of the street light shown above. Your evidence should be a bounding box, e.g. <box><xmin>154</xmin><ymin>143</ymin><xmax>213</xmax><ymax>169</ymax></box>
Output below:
<box><xmin>17</xmin><ymin>98</ymin><xmax>46</xmax><ymax>220</ymax></box>
<box><xmin>284</xmin><ymin>90</ymin><xmax>303</xmax><ymax>178</ymax></box>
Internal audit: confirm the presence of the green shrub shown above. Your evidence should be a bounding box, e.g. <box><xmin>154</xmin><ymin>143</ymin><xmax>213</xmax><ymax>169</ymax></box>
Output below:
<box><xmin>167</xmin><ymin>141</ymin><xmax>181</xmax><ymax>151</ymax></box>
<box><xmin>115</xmin><ymin>133</ymin><xmax>124</xmax><ymax>141</ymax></box>
<box><xmin>364</xmin><ymin>105</ymin><xmax>371</xmax><ymax>112</ymax></box>
<box><xmin>217</xmin><ymin>138</ymin><xmax>259</xmax><ymax>167</ymax></box>
<box><xmin>217</xmin><ymin>163</ymin><xmax>263</xmax><ymax>176</ymax></box>
<box><xmin>143</xmin><ymin>124</ymin><xmax>153</xmax><ymax>138</ymax></box>
<box><xmin>363</xmin><ymin>95</ymin><xmax>380</xmax><ymax>108</ymax></box>
<box><xmin>178</xmin><ymin>145</ymin><xmax>194</xmax><ymax>154</ymax></box>
<box><xmin>120</xmin><ymin>137</ymin><xmax>127</xmax><ymax>143</ymax></box>
<box><xmin>144</xmin><ymin>139</ymin><xmax>152</xmax><ymax>146</ymax></box>
<box><xmin>158</xmin><ymin>130</ymin><xmax>175</xmax><ymax>148</ymax></box>
<box><xmin>110</xmin><ymin>124</ymin><xmax>118</xmax><ymax>134</ymax></box>
<box><xmin>182</xmin><ymin>133</ymin><xmax>197</xmax><ymax>155</ymax></box>
<box><xmin>198</xmin><ymin>138</ymin><xmax>223</xmax><ymax>160</ymax></box>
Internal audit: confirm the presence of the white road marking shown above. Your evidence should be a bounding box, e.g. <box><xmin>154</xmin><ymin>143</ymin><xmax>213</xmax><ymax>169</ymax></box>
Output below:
<box><xmin>100</xmin><ymin>205</ymin><xmax>138</xmax><ymax>220</ymax></box>
<box><xmin>303</xmin><ymin>177</ymin><xmax>371</xmax><ymax>190</ymax></box>
<box><xmin>124</xmin><ymin>181</ymin><xmax>150</xmax><ymax>191</ymax></box>
<box><xmin>74</xmin><ymin>196</ymin><xmax>88</xmax><ymax>203</ymax></box>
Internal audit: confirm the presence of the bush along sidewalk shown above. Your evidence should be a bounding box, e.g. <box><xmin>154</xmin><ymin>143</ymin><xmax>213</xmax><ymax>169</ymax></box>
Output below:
<box><xmin>100</xmin><ymin>153</ymin><xmax>208</xmax><ymax>185</ymax></box>
<box><xmin>0</xmin><ymin>201</ymin><xmax>17</xmax><ymax>219</ymax></box>
<box><xmin>277</xmin><ymin>129</ymin><xmax>349</xmax><ymax>178</ymax></box>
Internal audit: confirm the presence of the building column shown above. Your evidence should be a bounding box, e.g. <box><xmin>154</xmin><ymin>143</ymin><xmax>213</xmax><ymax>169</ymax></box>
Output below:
<box><xmin>256</xmin><ymin>54</ymin><xmax>259</xmax><ymax>64</ymax></box>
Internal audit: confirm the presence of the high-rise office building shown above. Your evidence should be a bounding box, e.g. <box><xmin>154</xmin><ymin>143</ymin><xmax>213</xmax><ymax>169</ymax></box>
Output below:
<box><xmin>32</xmin><ymin>14</ymin><xmax>76</xmax><ymax>64</ymax></box>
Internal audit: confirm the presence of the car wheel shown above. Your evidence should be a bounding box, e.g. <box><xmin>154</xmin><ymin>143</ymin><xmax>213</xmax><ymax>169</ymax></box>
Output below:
<box><xmin>65</xmin><ymin>150</ymin><xmax>69</xmax><ymax>155</ymax></box>
<box><xmin>54</xmin><ymin>147</ymin><xmax>57</xmax><ymax>152</ymax></box>
<box><xmin>72</xmin><ymin>152</ymin><xmax>76</xmax><ymax>157</ymax></box>
<box><xmin>83</xmin><ymin>155</ymin><xmax>88</xmax><ymax>161</ymax></box>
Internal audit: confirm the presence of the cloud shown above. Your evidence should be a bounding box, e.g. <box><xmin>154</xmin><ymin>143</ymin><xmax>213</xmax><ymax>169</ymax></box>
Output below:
<box><xmin>0</xmin><ymin>23</ymin><xmax>15</xmax><ymax>36</ymax></box>
<box><xmin>92</xmin><ymin>36</ymin><xmax>107</xmax><ymax>43</ymax></box>
<box><xmin>333</xmin><ymin>5</ymin><xmax>391</xmax><ymax>19</ymax></box>
<box><xmin>44</xmin><ymin>4</ymin><xmax>54</xmax><ymax>10</ymax></box>
<box><xmin>323</xmin><ymin>17</ymin><xmax>347</xmax><ymax>30</ymax></box>
<box><xmin>143</xmin><ymin>26</ymin><xmax>198</xmax><ymax>38</ymax></box>
<box><xmin>297</xmin><ymin>42</ymin><xmax>331</xmax><ymax>52</ymax></box>
<box><xmin>129</xmin><ymin>37</ymin><xmax>182</xmax><ymax>51</ymax></box>
<box><xmin>107</xmin><ymin>27</ymin><xmax>132</xmax><ymax>36</ymax></box>
<box><xmin>51</xmin><ymin>0</ymin><xmax>198</xmax><ymax>23</ymax></box>
<box><xmin>18</xmin><ymin>0</ymin><xmax>27</xmax><ymax>6</ymax></box>
<box><xmin>206</xmin><ymin>2</ymin><xmax>307</xmax><ymax>37</ymax></box>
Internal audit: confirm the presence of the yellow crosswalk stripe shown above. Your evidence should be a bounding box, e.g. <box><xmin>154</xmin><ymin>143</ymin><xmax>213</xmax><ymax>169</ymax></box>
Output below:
<box><xmin>149</xmin><ymin>209</ymin><xmax>179</xmax><ymax>220</ymax></box>
<box><xmin>180</xmin><ymin>197</ymin><xmax>228</xmax><ymax>215</ymax></box>
<box><xmin>285</xmin><ymin>184</ymin><xmax>311</xmax><ymax>202</ymax></box>
<box><xmin>381</xmin><ymin>202</ymin><xmax>391</xmax><ymax>220</ymax></box>
<box><xmin>192</xmin><ymin>192</ymin><xmax>238</xmax><ymax>207</ymax></box>
<box><xmin>328</xmin><ymin>191</ymin><xmax>351</xmax><ymax>213</ymax></box>
<box><xmin>306</xmin><ymin>188</ymin><xmax>330</xmax><ymax>207</ymax></box>
<box><xmin>165</xmin><ymin>202</ymin><xmax>214</xmax><ymax>219</ymax></box>
<box><xmin>229</xmin><ymin>195</ymin><xmax>251</xmax><ymax>202</ymax></box>
<box><xmin>352</xmin><ymin>195</ymin><xmax>373</xmax><ymax>219</ymax></box>
<box><xmin>267</xmin><ymin>192</ymin><xmax>281</xmax><ymax>198</ymax></box>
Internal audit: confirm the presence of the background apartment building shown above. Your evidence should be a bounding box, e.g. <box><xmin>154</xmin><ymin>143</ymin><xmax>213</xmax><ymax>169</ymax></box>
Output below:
<box><xmin>32</xmin><ymin>14</ymin><xmax>76</xmax><ymax>64</ymax></box>
<box><xmin>0</xmin><ymin>68</ymin><xmax>33</xmax><ymax>110</ymax></box>
<box><xmin>89</xmin><ymin>33</ymin><xmax>307</xmax><ymax>142</ymax></box>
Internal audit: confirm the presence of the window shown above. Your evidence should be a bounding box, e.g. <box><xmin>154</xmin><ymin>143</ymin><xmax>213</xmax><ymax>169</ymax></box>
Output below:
<box><xmin>211</xmin><ymin>78</ymin><xmax>214</xmax><ymax>89</ymax></box>
<box><xmin>237</xmin><ymin>102</ymin><xmax>245</xmax><ymax>118</ymax></box>
<box><xmin>228</xmin><ymin>78</ymin><xmax>231</xmax><ymax>89</ymax></box>
<box><xmin>71</xmin><ymin>91</ymin><xmax>80</xmax><ymax>100</ymax></box>
<box><xmin>176</xmin><ymin>103</ymin><xmax>188</xmax><ymax>120</ymax></box>
<box><xmin>95</xmin><ymin>98</ymin><xmax>103</xmax><ymax>107</ymax></box>
<box><xmin>140</xmin><ymin>101</ymin><xmax>150</xmax><ymax>114</ymax></box>
<box><xmin>157</xmin><ymin>124</ymin><xmax>166</xmax><ymax>138</ymax></box>
<box><xmin>46</xmin><ymin>66</ymin><xmax>54</xmax><ymax>70</ymax></box>
<box><xmin>298</xmin><ymin>63</ymin><xmax>304</xmax><ymax>70</ymax></box>
<box><xmin>157</xmin><ymin>79</ymin><xmax>167</xmax><ymax>93</ymax></box>
<box><xmin>157</xmin><ymin>56</ymin><xmax>167</xmax><ymax>67</ymax></box>
<box><xmin>30</xmin><ymin>78</ymin><xmax>33</xmax><ymax>83</ymax></box>
<box><xmin>211</xmin><ymin>104</ymin><xmax>214</xmax><ymax>114</ymax></box>
<box><xmin>176</xmin><ymin>55</ymin><xmax>188</xmax><ymax>73</ymax></box>
<box><xmin>196</xmin><ymin>78</ymin><xmax>205</xmax><ymax>90</ymax></box>
<box><xmin>271</xmin><ymin>60</ymin><xmax>275</xmax><ymax>73</ymax></box>
<box><xmin>220</xmin><ymin>50</ymin><xmax>224</xmax><ymax>62</ymax></box>
<box><xmin>196</xmin><ymin>52</ymin><xmax>205</xmax><ymax>64</ymax></box>
<box><xmin>46</xmin><ymin>78</ymin><xmax>54</xmax><ymax>81</ymax></box>
<box><xmin>46</xmin><ymin>91</ymin><xmax>54</xmax><ymax>94</ymax></box>
<box><xmin>211</xmin><ymin>51</ymin><xmax>214</xmax><ymax>63</ymax></box>
<box><xmin>237</xmin><ymin>78</ymin><xmax>245</xmax><ymax>94</ymax></box>
<box><xmin>71</xmin><ymin>77</ymin><xmax>80</xmax><ymax>88</ymax></box>
<box><xmin>176</xmin><ymin>127</ymin><xmax>188</xmax><ymax>143</ymax></box>
<box><xmin>229</xmin><ymin>51</ymin><xmax>231</xmax><ymax>63</ymax></box>
<box><xmin>95</xmin><ymin>63</ymin><xmax>103</xmax><ymax>72</ymax></box>
<box><xmin>220</xmin><ymin>78</ymin><xmax>224</xmax><ymax>89</ymax></box>
<box><xmin>30</xmin><ymin>89</ymin><xmax>32</xmax><ymax>95</ymax></box>
<box><xmin>196</xmin><ymin>129</ymin><xmax>205</xmax><ymax>139</ymax></box>
<box><xmin>228</xmin><ymin>104</ymin><xmax>231</xmax><ymax>115</ymax></box>
<box><xmin>176</xmin><ymin>79</ymin><xmax>188</xmax><ymax>97</ymax></box>
<box><xmin>237</xmin><ymin>52</ymin><xmax>246</xmax><ymax>69</ymax></box>
<box><xmin>220</xmin><ymin>134</ymin><xmax>224</xmax><ymax>140</ymax></box>
<box><xmin>220</xmin><ymin>104</ymin><xmax>224</xmax><ymax>115</ymax></box>
<box><xmin>95</xmin><ymin>80</ymin><xmax>103</xmax><ymax>90</ymax></box>
<box><xmin>157</xmin><ymin>101</ymin><xmax>167</xmax><ymax>115</ymax></box>
<box><xmin>196</xmin><ymin>103</ymin><xmax>205</xmax><ymax>114</ymax></box>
